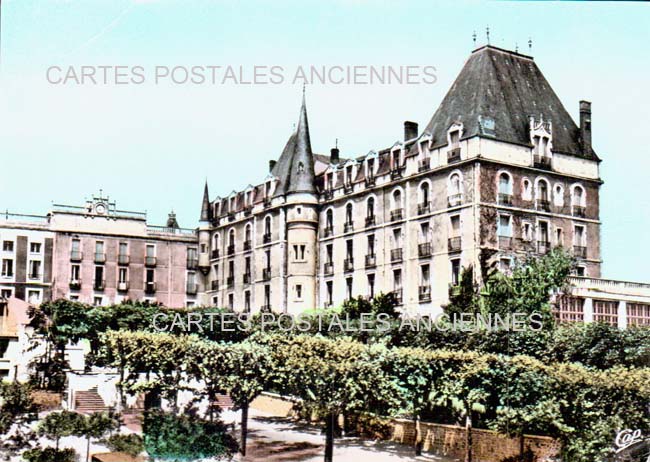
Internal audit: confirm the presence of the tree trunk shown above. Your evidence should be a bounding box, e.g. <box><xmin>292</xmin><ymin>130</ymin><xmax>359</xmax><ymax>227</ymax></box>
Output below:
<box><xmin>414</xmin><ymin>413</ymin><xmax>422</xmax><ymax>456</ymax></box>
<box><xmin>519</xmin><ymin>433</ymin><xmax>525</xmax><ymax>462</ymax></box>
<box><xmin>240</xmin><ymin>401</ymin><xmax>249</xmax><ymax>456</ymax></box>
<box><xmin>464</xmin><ymin>410</ymin><xmax>472</xmax><ymax>462</ymax></box>
<box><xmin>86</xmin><ymin>436</ymin><xmax>91</xmax><ymax>462</ymax></box>
<box><xmin>324</xmin><ymin>411</ymin><xmax>335</xmax><ymax>462</ymax></box>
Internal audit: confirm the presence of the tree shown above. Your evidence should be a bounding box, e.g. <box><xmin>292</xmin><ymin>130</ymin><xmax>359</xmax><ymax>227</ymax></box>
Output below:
<box><xmin>0</xmin><ymin>382</ymin><xmax>39</xmax><ymax>458</ymax></box>
<box><xmin>22</xmin><ymin>447</ymin><xmax>77</xmax><ymax>462</ymax></box>
<box><xmin>143</xmin><ymin>409</ymin><xmax>238</xmax><ymax>461</ymax></box>
<box><xmin>104</xmin><ymin>433</ymin><xmax>144</xmax><ymax>458</ymax></box>
<box><xmin>77</xmin><ymin>411</ymin><xmax>121</xmax><ymax>462</ymax></box>
<box><xmin>36</xmin><ymin>410</ymin><xmax>85</xmax><ymax>450</ymax></box>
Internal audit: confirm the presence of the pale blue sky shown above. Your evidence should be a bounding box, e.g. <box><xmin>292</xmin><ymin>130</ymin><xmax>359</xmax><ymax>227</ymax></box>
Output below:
<box><xmin>0</xmin><ymin>1</ymin><xmax>648</xmax><ymax>281</ymax></box>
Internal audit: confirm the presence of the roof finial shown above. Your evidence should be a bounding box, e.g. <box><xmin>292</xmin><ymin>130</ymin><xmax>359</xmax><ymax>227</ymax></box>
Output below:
<box><xmin>515</xmin><ymin>43</ymin><xmax>518</xmax><ymax>53</ymax></box>
<box><xmin>486</xmin><ymin>26</ymin><xmax>490</xmax><ymax>45</ymax></box>
<box><xmin>528</xmin><ymin>37</ymin><xmax>532</xmax><ymax>52</ymax></box>
<box><xmin>472</xmin><ymin>30</ymin><xmax>477</xmax><ymax>46</ymax></box>
<box><xmin>335</xmin><ymin>138</ymin><xmax>338</xmax><ymax>149</ymax></box>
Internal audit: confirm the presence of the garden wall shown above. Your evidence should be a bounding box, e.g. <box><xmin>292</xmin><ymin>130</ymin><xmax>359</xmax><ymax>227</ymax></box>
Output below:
<box><xmin>251</xmin><ymin>392</ymin><xmax>561</xmax><ymax>462</ymax></box>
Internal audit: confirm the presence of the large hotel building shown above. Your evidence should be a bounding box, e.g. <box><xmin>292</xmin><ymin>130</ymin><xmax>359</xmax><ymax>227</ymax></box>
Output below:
<box><xmin>2</xmin><ymin>45</ymin><xmax>649</xmax><ymax>326</ymax></box>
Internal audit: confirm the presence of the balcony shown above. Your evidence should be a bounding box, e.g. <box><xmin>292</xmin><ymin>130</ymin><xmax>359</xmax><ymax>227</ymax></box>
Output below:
<box><xmin>69</xmin><ymin>280</ymin><xmax>81</xmax><ymax>290</ymax></box>
<box><xmin>447</xmin><ymin>147</ymin><xmax>461</xmax><ymax>164</ymax></box>
<box><xmin>365</xmin><ymin>176</ymin><xmax>376</xmax><ymax>187</ymax></box>
<box><xmin>28</xmin><ymin>273</ymin><xmax>41</xmax><ymax>280</ymax></box>
<box><xmin>93</xmin><ymin>280</ymin><xmax>105</xmax><ymax>291</ymax></box>
<box><xmin>144</xmin><ymin>281</ymin><xmax>157</xmax><ymax>294</ymax></box>
<box><xmin>227</xmin><ymin>244</ymin><xmax>235</xmax><ymax>256</ymax></box>
<box><xmin>117</xmin><ymin>282</ymin><xmax>129</xmax><ymax>292</ymax></box>
<box><xmin>390</xmin><ymin>165</ymin><xmax>405</xmax><ymax>180</ymax></box>
<box><xmin>498</xmin><ymin>236</ymin><xmax>513</xmax><ymax>250</ymax></box>
<box><xmin>324</xmin><ymin>262</ymin><xmax>334</xmax><ymax>276</ymax></box>
<box><xmin>263</xmin><ymin>233</ymin><xmax>272</xmax><ymax>244</ymax></box>
<box><xmin>263</xmin><ymin>197</ymin><xmax>272</xmax><ymax>208</ymax></box>
<box><xmin>323</xmin><ymin>226</ymin><xmax>334</xmax><ymax>238</ymax></box>
<box><xmin>211</xmin><ymin>280</ymin><xmax>219</xmax><ymax>291</ymax></box>
<box><xmin>145</xmin><ymin>256</ymin><xmax>157</xmax><ymax>267</ymax></box>
<box><xmin>365</xmin><ymin>216</ymin><xmax>376</xmax><ymax>227</ymax></box>
<box><xmin>344</xmin><ymin>222</ymin><xmax>354</xmax><ymax>233</ymax></box>
<box><xmin>533</xmin><ymin>155</ymin><xmax>552</xmax><ymax>170</ymax></box>
<box><xmin>448</xmin><ymin>194</ymin><xmax>463</xmax><ymax>207</ymax></box>
<box><xmin>243</xmin><ymin>272</ymin><xmax>251</xmax><ymax>284</ymax></box>
<box><xmin>390</xmin><ymin>208</ymin><xmax>404</xmax><ymax>222</ymax></box>
<box><xmin>70</xmin><ymin>251</ymin><xmax>83</xmax><ymax>262</ymax></box>
<box><xmin>243</xmin><ymin>240</ymin><xmax>252</xmax><ymax>251</ymax></box>
<box><xmin>344</xmin><ymin>258</ymin><xmax>354</xmax><ymax>272</ymax></box>
<box><xmin>365</xmin><ymin>254</ymin><xmax>376</xmax><ymax>268</ymax></box>
<box><xmin>324</xmin><ymin>189</ymin><xmax>334</xmax><ymax>200</ymax></box>
<box><xmin>390</xmin><ymin>248</ymin><xmax>403</xmax><ymax>263</ymax></box>
<box><xmin>343</xmin><ymin>183</ymin><xmax>353</xmax><ymax>194</ymax></box>
<box><xmin>572</xmin><ymin>205</ymin><xmax>586</xmax><ymax>218</ymax></box>
<box><xmin>574</xmin><ymin>245</ymin><xmax>587</xmax><ymax>258</ymax></box>
<box><xmin>187</xmin><ymin>258</ymin><xmax>199</xmax><ymax>270</ymax></box>
<box><xmin>118</xmin><ymin>254</ymin><xmax>130</xmax><ymax>265</ymax></box>
<box><xmin>418</xmin><ymin>242</ymin><xmax>432</xmax><ymax>258</ymax></box>
<box><xmin>260</xmin><ymin>304</ymin><xmax>272</xmax><ymax>312</ymax></box>
<box><xmin>211</xmin><ymin>249</ymin><xmax>220</xmax><ymax>259</ymax></box>
<box><xmin>417</xmin><ymin>202</ymin><xmax>431</xmax><ymax>215</ymax></box>
<box><xmin>498</xmin><ymin>193</ymin><xmax>513</xmax><ymax>206</ymax></box>
<box><xmin>538</xmin><ymin>241</ymin><xmax>550</xmax><ymax>255</ymax></box>
<box><xmin>243</xmin><ymin>206</ymin><xmax>252</xmax><ymax>217</ymax></box>
<box><xmin>94</xmin><ymin>253</ymin><xmax>106</xmax><ymax>264</ymax></box>
<box><xmin>226</xmin><ymin>276</ymin><xmax>234</xmax><ymax>289</ymax></box>
<box><xmin>262</xmin><ymin>268</ymin><xmax>272</xmax><ymax>281</ymax></box>
<box><xmin>418</xmin><ymin>158</ymin><xmax>431</xmax><ymax>172</ymax></box>
<box><xmin>536</xmin><ymin>200</ymin><xmax>551</xmax><ymax>212</ymax></box>
<box><xmin>448</xmin><ymin>237</ymin><xmax>461</xmax><ymax>252</ymax></box>
<box><xmin>227</xmin><ymin>213</ymin><xmax>235</xmax><ymax>222</ymax></box>
<box><xmin>419</xmin><ymin>285</ymin><xmax>431</xmax><ymax>302</ymax></box>
<box><xmin>391</xmin><ymin>289</ymin><xmax>403</xmax><ymax>305</ymax></box>
<box><xmin>186</xmin><ymin>282</ymin><xmax>198</xmax><ymax>295</ymax></box>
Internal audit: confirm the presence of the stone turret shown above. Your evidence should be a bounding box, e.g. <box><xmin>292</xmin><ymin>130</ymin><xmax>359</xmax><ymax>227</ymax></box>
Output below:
<box><xmin>198</xmin><ymin>181</ymin><xmax>211</xmax><ymax>277</ymax></box>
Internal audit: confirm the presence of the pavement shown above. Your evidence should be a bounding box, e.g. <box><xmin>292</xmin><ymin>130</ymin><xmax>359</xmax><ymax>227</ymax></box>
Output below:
<box><xmin>241</xmin><ymin>409</ymin><xmax>460</xmax><ymax>462</ymax></box>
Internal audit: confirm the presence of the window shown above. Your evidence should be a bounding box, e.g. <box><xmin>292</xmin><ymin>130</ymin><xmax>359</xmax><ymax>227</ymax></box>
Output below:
<box><xmin>71</xmin><ymin>264</ymin><xmax>80</xmax><ymax>281</ymax></box>
<box><xmin>346</xmin><ymin>277</ymin><xmax>353</xmax><ymax>300</ymax></box>
<box><xmin>593</xmin><ymin>300</ymin><xmax>618</xmax><ymax>326</ymax></box>
<box><xmin>228</xmin><ymin>229</ymin><xmax>235</xmax><ymax>247</ymax></box>
<box><xmin>69</xmin><ymin>295</ymin><xmax>79</xmax><ymax>301</ymax></box>
<box><xmin>366</xmin><ymin>197</ymin><xmax>375</xmax><ymax>219</ymax></box>
<box><xmin>326</xmin><ymin>281</ymin><xmax>333</xmax><ymax>306</ymax></box>
<box><xmin>146</xmin><ymin>244</ymin><xmax>155</xmax><ymax>258</ymax></box>
<box><xmin>345</xmin><ymin>165</ymin><xmax>354</xmax><ymax>185</ymax></box>
<box><xmin>244</xmin><ymin>291</ymin><xmax>251</xmax><ymax>312</ymax></box>
<box><xmin>627</xmin><ymin>303</ymin><xmax>650</xmax><ymax>326</ymax></box>
<box><xmin>448</xmin><ymin>172</ymin><xmax>462</xmax><ymax>205</ymax></box>
<box><xmin>298</xmin><ymin>161</ymin><xmax>305</xmax><ymax>174</ymax></box>
<box><xmin>264</xmin><ymin>217</ymin><xmax>272</xmax><ymax>237</ymax></box>
<box><xmin>228</xmin><ymin>293</ymin><xmax>234</xmax><ymax>310</ymax></box>
<box><xmin>245</xmin><ymin>224</ymin><xmax>252</xmax><ymax>243</ymax></box>
<box><xmin>93</xmin><ymin>297</ymin><xmax>103</xmax><ymax>306</ymax></box>
<box><xmin>265</xmin><ymin>249</ymin><xmax>271</xmax><ymax>269</ymax></box>
<box><xmin>574</xmin><ymin>225</ymin><xmax>586</xmax><ymax>246</ymax></box>
<box><xmin>449</xmin><ymin>129</ymin><xmax>460</xmax><ymax>148</ymax></box>
<box><xmin>245</xmin><ymin>256</ymin><xmax>251</xmax><ymax>275</ymax></box>
<box><xmin>1</xmin><ymin>259</ymin><xmax>13</xmax><ymax>277</ymax></box>
<box><xmin>146</xmin><ymin>268</ymin><xmax>155</xmax><ymax>283</ymax></box>
<box><xmin>554</xmin><ymin>296</ymin><xmax>585</xmax><ymax>323</ymax></box>
<box><xmin>367</xmin><ymin>234</ymin><xmax>375</xmax><ymax>256</ymax></box>
<box><xmin>118</xmin><ymin>267</ymin><xmax>128</xmax><ymax>284</ymax></box>
<box><xmin>366</xmin><ymin>158</ymin><xmax>375</xmax><ymax>179</ymax></box>
<box><xmin>556</xmin><ymin>228</ymin><xmax>564</xmax><ymax>246</ymax></box>
<box><xmin>522</xmin><ymin>222</ymin><xmax>533</xmax><ymax>241</ymax></box>
<box><xmin>451</xmin><ymin>259</ymin><xmax>461</xmax><ymax>286</ymax></box>
<box><xmin>575</xmin><ymin>266</ymin><xmax>586</xmax><ymax>277</ymax></box>
<box><xmin>28</xmin><ymin>261</ymin><xmax>41</xmax><ymax>279</ymax></box>
<box><xmin>27</xmin><ymin>290</ymin><xmax>40</xmax><ymax>304</ymax></box>
<box><xmin>498</xmin><ymin>172</ymin><xmax>512</xmax><ymax>196</ymax></box>
<box><xmin>536</xmin><ymin>179</ymin><xmax>550</xmax><ymax>203</ymax></box>
<box><xmin>392</xmin><ymin>228</ymin><xmax>402</xmax><ymax>248</ymax></box>
<box><xmin>419</xmin><ymin>182</ymin><xmax>430</xmax><ymax>206</ymax></box>
<box><xmin>498</xmin><ymin>215</ymin><xmax>512</xmax><ymax>237</ymax></box>
<box><xmin>553</xmin><ymin>184</ymin><xmax>564</xmax><ymax>207</ymax></box>
<box><xmin>30</xmin><ymin>242</ymin><xmax>42</xmax><ymax>253</ymax></box>
<box><xmin>95</xmin><ymin>241</ymin><xmax>105</xmax><ymax>257</ymax></box>
<box><xmin>295</xmin><ymin>284</ymin><xmax>303</xmax><ymax>301</ymax></box>
<box><xmin>345</xmin><ymin>203</ymin><xmax>353</xmax><ymax>225</ymax></box>
<box><xmin>71</xmin><ymin>239</ymin><xmax>81</xmax><ymax>256</ymax></box>
<box><xmin>293</xmin><ymin>244</ymin><xmax>306</xmax><ymax>261</ymax></box>
<box><xmin>2</xmin><ymin>241</ymin><xmax>13</xmax><ymax>252</ymax></box>
<box><xmin>538</xmin><ymin>221</ymin><xmax>550</xmax><ymax>244</ymax></box>
<box><xmin>213</xmin><ymin>234</ymin><xmax>220</xmax><ymax>251</ymax></box>
<box><xmin>346</xmin><ymin>239</ymin><xmax>353</xmax><ymax>260</ymax></box>
<box><xmin>326</xmin><ymin>244</ymin><xmax>333</xmax><ymax>264</ymax></box>
<box><xmin>393</xmin><ymin>269</ymin><xmax>402</xmax><ymax>290</ymax></box>
<box><xmin>420</xmin><ymin>264</ymin><xmax>430</xmax><ymax>285</ymax></box>
<box><xmin>367</xmin><ymin>274</ymin><xmax>375</xmax><ymax>299</ymax></box>
<box><xmin>212</xmin><ymin>296</ymin><xmax>219</xmax><ymax>306</ymax></box>
<box><xmin>325</xmin><ymin>209</ymin><xmax>334</xmax><ymax>231</ymax></box>
<box><xmin>264</xmin><ymin>285</ymin><xmax>271</xmax><ymax>307</ymax></box>
<box><xmin>326</xmin><ymin>172</ymin><xmax>334</xmax><ymax>190</ymax></box>
<box><xmin>119</xmin><ymin>242</ymin><xmax>128</xmax><ymax>256</ymax></box>
<box><xmin>0</xmin><ymin>289</ymin><xmax>12</xmax><ymax>299</ymax></box>
<box><xmin>522</xmin><ymin>179</ymin><xmax>533</xmax><ymax>201</ymax></box>
<box><xmin>94</xmin><ymin>266</ymin><xmax>104</xmax><ymax>284</ymax></box>
<box><xmin>572</xmin><ymin>185</ymin><xmax>586</xmax><ymax>207</ymax></box>
<box><xmin>450</xmin><ymin>215</ymin><xmax>461</xmax><ymax>238</ymax></box>
<box><xmin>391</xmin><ymin>150</ymin><xmax>401</xmax><ymax>170</ymax></box>
<box><xmin>392</xmin><ymin>189</ymin><xmax>402</xmax><ymax>210</ymax></box>
<box><xmin>420</xmin><ymin>222</ymin><xmax>430</xmax><ymax>243</ymax></box>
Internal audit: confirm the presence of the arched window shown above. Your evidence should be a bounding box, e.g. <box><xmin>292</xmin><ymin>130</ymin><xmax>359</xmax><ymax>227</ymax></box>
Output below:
<box><xmin>418</xmin><ymin>182</ymin><xmax>430</xmax><ymax>214</ymax></box>
<box><xmin>245</xmin><ymin>224</ymin><xmax>252</xmax><ymax>243</ymax></box>
<box><xmin>553</xmin><ymin>184</ymin><xmax>564</xmax><ymax>207</ymax></box>
<box><xmin>367</xmin><ymin>197</ymin><xmax>375</xmax><ymax>218</ymax></box>
<box><xmin>227</xmin><ymin>229</ymin><xmax>235</xmax><ymax>255</ymax></box>
<box><xmin>448</xmin><ymin>172</ymin><xmax>463</xmax><ymax>206</ymax></box>
<box><xmin>264</xmin><ymin>216</ymin><xmax>272</xmax><ymax>241</ymax></box>
<box><xmin>212</xmin><ymin>233</ymin><xmax>220</xmax><ymax>258</ymax></box>
<box><xmin>536</xmin><ymin>178</ymin><xmax>551</xmax><ymax>211</ymax></box>
<box><xmin>345</xmin><ymin>203</ymin><xmax>353</xmax><ymax>228</ymax></box>
<box><xmin>498</xmin><ymin>172</ymin><xmax>512</xmax><ymax>195</ymax></box>
<box><xmin>522</xmin><ymin>178</ymin><xmax>532</xmax><ymax>201</ymax></box>
<box><xmin>571</xmin><ymin>185</ymin><xmax>586</xmax><ymax>217</ymax></box>
<box><xmin>392</xmin><ymin>189</ymin><xmax>402</xmax><ymax>210</ymax></box>
<box><xmin>325</xmin><ymin>209</ymin><xmax>334</xmax><ymax>233</ymax></box>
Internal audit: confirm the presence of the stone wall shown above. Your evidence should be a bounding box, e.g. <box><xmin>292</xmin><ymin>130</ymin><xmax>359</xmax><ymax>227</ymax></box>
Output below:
<box><xmin>251</xmin><ymin>392</ymin><xmax>561</xmax><ymax>462</ymax></box>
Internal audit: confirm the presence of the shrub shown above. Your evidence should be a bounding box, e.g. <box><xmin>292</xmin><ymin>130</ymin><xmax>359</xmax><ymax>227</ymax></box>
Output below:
<box><xmin>22</xmin><ymin>447</ymin><xmax>77</xmax><ymax>462</ymax></box>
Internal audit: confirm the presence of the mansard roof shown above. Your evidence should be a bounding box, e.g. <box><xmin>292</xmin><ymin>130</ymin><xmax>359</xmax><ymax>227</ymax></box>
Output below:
<box><xmin>423</xmin><ymin>45</ymin><xmax>598</xmax><ymax>160</ymax></box>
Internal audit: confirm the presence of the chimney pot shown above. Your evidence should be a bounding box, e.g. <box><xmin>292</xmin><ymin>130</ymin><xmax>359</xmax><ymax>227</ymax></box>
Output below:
<box><xmin>404</xmin><ymin>121</ymin><xmax>418</xmax><ymax>141</ymax></box>
<box><xmin>269</xmin><ymin>160</ymin><xmax>277</xmax><ymax>172</ymax></box>
<box><xmin>579</xmin><ymin>101</ymin><xmax>592</xmax><ymax>155</ymax></box>
<box><xmin>330</xmin><ymin>147</ymin><xmax>340</xmax><ymax>164</ymax></box>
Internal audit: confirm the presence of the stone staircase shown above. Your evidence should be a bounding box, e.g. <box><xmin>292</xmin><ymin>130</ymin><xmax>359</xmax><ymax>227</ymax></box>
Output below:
<box><xmin>74</xmin><ymin>387</ymin><xmax>108</xmax><ymax>413</ymax></box>
<box><xmin>214</xmin><ymin>393</ymin><xmax>234</xmax><ymax>410</ymax></box>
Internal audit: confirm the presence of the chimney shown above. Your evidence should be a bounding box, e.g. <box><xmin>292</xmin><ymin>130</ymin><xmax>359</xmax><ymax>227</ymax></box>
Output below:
<box><xmin>330</xmin><ymin>147</ymin><xmax>340</xmax><ymax>164</ymax></box>
<box><xmin>269</xmin><ymin>160</ymin><xmax>277</xmax><ymax>172</ymax></box>
<box><xmin>579</xmin><ymin>101</ymin><xmax>592</xmax><ymax>155</ymax></box>
<box><xmin>404</xmin><ymin>121</ymin><xmax>418</xmax><ymax>141</ymax></box>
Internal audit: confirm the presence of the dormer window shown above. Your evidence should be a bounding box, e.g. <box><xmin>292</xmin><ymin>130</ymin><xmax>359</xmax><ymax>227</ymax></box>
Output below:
<box><xmin>450</xmin><ymin>130</ymin><xmax>460</xmax><ymax>149</ymax></box>
<box><xmin>530</xmin><ymin>116</ymin><xmax>553</xmax><ymax>169</ymax></box>
<box><xmin>345</xmin><ymin>165</ymin><xmax>353</xmax><ymax>185</ymax></box>
<box><xmin>326</xmin><ymin>172</ymin><xmax>334</xmax><ymax>190</ymax></box>
<box><xmin>391</xmin><ymin>151</ymin><xmax>401</xmax><ymax>170</ymax></box>
<box><xmin>447</xmin><ymin>123</ymin><xmax>463</xmax><ymax>164</ymax></box>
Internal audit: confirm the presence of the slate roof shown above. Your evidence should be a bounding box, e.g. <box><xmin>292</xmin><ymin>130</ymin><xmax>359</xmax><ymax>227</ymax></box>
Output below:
<box><xmin>423</xmin><ymin>45</ymin><xmax>597</xmax><ymax>160</ymax></box>
<box><xmin>199</xmin><ymin>181</ymin><xmax>211</xmax><ymax>222</ymax></box>
<box><xmin>270</xmin><ymin>93</ymin><xmax>317</xmax><ymax>196</ymax></box>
